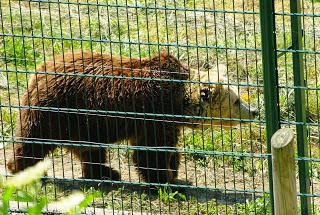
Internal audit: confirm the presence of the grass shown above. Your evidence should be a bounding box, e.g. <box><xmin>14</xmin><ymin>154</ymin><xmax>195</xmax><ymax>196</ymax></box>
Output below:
<box><xmin>235</xmin><ymin>194</ymin><xmax>271</xmax><ymax>215</ymax></box>
<box><xmin>158</xmin><ymin>186</ymin><xmax>186</xmax><ymax>204</ymax></box>
<box><xmin>1</xmin><ymin>0</ymin><xmax>320</xmax><ymax>214</ymax></box>
<box><xmin>0</xmin><ymin>161</ymin><xmax>95</xmax><ymax>215</ymax></box>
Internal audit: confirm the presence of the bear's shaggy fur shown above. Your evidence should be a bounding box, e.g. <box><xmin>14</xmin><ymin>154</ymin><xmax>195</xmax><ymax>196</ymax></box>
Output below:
<box><xmin>7</xmin><ymin>51</ymin><xmax>256</xmax><ymax>184</ymax></box>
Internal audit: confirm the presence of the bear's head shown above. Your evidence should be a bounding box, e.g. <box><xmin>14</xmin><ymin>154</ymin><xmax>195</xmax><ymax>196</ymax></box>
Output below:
<box><xmin>185</xmin><ymin>65</ymin><xmax>258</xmax><ymax>127</ymax></box>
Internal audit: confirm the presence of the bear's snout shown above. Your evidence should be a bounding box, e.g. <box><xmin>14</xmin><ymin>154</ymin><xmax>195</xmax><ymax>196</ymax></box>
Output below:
<box><xmin>249</xmin><ymin>108</ymin><xmax>258</xmax><ymax>118</ymax></box>
<box><xmin>238</xmin><ymin>100</ymin><xmax>258</xmax><ymax>121</ymax></box>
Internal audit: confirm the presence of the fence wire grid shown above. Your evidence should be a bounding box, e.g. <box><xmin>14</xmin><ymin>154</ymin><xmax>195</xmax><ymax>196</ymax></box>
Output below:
<box><xmin>0</xmin><ymin>0</ymin><xmax>319</xmax><ymax>214</ymax></box>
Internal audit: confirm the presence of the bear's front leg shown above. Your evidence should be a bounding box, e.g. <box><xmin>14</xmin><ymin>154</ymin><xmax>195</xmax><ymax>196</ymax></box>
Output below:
<box><xmin>133</xmin><ymin>149</ymin><xmax>177</xmax><ymax>184</ymax></box>
<box><xmin>131</xmin><ymin>123</ymin><xmax>182</xmax><ymax>191</ymax></box>
<box><xmin>74</xmin><ymin>148</ymin><xmax>120</xmax><ymax>181</ymax></box>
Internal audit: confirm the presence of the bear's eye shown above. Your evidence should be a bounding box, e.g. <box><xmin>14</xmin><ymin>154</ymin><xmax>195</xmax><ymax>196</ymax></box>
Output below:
<box><xmin>200</xmin><ymin>89</ymin><xmax>210</xmax><ymax>101</ymax></box>
<box><xmin>234</xmin><ymin>98</ymin><xmax>240</xmax><ymax>106</ymax></box>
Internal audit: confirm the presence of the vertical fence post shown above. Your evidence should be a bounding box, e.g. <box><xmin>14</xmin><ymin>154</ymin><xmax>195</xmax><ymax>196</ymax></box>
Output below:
<box><xmin>271</xmin><ymin>128</ymin><xmax>298</xmax><ymax>215</ymax></box>
<box><xmin>290</xmin><ymin>0</ymin><xmax>311</xmax><ymax>214</ymax></box>
<box><xmin>259</xmin><ymin>0</ymin><xmax>280</xmax><ymax>214</ymax></box>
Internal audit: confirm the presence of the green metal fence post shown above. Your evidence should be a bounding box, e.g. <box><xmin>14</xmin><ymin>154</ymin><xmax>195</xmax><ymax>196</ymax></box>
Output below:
<box><xmin>259</xmin><ymin>0</ymin><xmax>280</xmax><ymax>214</ymax></box>
<box><xmin>290</xmin><ymin>0</ymin><xmax>311</xmax><ymax>214</ymax></box>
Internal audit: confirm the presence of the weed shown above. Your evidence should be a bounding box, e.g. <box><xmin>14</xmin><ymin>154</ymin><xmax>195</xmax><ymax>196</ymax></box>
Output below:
<box><xmin>236</xmin><ymin>194</ymin><xmax>271</xmax><ymax>215</ymax></box>
<box><xmin>158</xmin><ymin>186</ymin><xmax>186</xmax><ymax>204</ymax></box>
<box><xmin>0</xmin><ymin>108</ymin><xmax>16</xmax><ymax>137</ymax></box>
<box><xmin>0</xmin><ymin>160</ymin><xmax>96</xmax><ymax>214</ymax></box>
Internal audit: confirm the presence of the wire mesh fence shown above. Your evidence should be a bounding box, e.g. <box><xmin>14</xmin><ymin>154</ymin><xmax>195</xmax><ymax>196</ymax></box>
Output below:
<box><xmin>0</xmin><ymin>0</ymin><xmax>319</xmax><ymax>214</ymax></box>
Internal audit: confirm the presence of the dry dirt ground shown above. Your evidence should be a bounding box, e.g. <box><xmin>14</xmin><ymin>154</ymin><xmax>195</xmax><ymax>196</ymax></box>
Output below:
<box><xmin>0</xmin><ymin>144</ymin><xmax>265</xmax><ymax>208</ymax></box>
<box><xmin>1</xmin><ymin>142</ymin><xmax>319</xmax><ymax>214</ymax></box>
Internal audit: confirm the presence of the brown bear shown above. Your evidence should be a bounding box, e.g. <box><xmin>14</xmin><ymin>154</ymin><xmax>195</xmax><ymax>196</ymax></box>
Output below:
<box><xmin>7</xmin><ymin>51</ymin><xmax>257</xmax><ymax>185</ymax></box>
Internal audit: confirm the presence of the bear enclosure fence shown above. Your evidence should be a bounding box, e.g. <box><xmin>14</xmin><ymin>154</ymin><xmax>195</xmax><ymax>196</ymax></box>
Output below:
<box><xmin>0</xmin><ymin>0</ymin><xmax>320</xmax><ymax>214</ymax></box>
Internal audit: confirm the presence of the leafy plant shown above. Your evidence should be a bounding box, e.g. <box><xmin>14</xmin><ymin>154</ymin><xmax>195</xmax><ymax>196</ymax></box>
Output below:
<box><xmin>235</xmin><ymin>194</ymin><xmax>271</xmax><ymax>215</ymax></box>
<box><xmin>0</xmin><ymin>160</ymin><xmax>95</xmax><ymax>215</ymax></box>
<box><xmin>158</xmin><ymin>186</ymin><xmax>186</xmax><ymax>204</ymax></box>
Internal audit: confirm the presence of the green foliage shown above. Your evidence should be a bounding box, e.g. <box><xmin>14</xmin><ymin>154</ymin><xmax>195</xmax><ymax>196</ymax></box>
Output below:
<box><xmin>0</xmin><ymin>108</ymin><xmax>16</xmax><ymax>138</ymax></box>
<box><xmin>0</xmin><ymin>37</ymin><xmax>40</xmax><ymax>67</ymax></box>
<box><xmin>235</xmin><ymin>194</ymin><xmax>271</xmax><ymax>215</ymax></box>
<box><xmin>158</xmin><ymin>186</ymin><xmax>186</xmax><ymax>204</ymax></box>
<box><xmin>311</xmin><ymin>162</ymin><xmax>320</xmax><ymax>180</ymax></box>
<box><xmin>0</xmin><ymin>161</ymin><xmax>95</xmax><ymax>215</ymax></box>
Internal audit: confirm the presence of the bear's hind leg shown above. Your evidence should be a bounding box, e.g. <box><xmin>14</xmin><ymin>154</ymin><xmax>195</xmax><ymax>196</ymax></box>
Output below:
<box><xmin>169</xmin><ymin>152</ymin><xmax>181</xmax><ymax>179</ymax></box>
<box><xmin>73</xmin><ymin>148</ymin><xmax>120</xmax><ymax>180</ymax></box>
<box><xmin>7</xmin><ymin>142</ymin><xmax>56</xmax><ymax>174</ymax></box>
<box><xmin>132</xmin><ymin>125</ymin><xmax>180</xmax><ymax>184</ymax></box>
<box><xmin>133</xmin><ymin>150</ymin><xmax>178</xmax><ymax>184</ymax></box>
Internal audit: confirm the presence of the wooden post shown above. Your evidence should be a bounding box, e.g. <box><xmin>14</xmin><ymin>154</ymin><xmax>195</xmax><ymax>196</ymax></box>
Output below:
<box><xmin>271</xmin><ymin>128</ymin><xmax>297</xmax><ymax>215</ymax></box>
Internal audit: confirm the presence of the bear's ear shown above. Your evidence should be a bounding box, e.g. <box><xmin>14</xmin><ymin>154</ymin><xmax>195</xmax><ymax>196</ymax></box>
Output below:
<box><xmin>212</xmin><ymin>83</ymin><xmax>223</xmax><ymax>95</ymax></box>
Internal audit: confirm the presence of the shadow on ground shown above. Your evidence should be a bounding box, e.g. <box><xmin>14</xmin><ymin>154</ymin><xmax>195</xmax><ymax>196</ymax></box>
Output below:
<box><xmin>42</xmin><ymin>177</ymin><xmax>260</xmax><ymax>205</ymax></box>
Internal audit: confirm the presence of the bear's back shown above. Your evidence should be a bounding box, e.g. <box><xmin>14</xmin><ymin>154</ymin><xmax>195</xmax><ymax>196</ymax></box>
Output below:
<box><xmin>24</xmin><ymin>51</ymin><xmax>189</xmax><ymax>116</ymax></box>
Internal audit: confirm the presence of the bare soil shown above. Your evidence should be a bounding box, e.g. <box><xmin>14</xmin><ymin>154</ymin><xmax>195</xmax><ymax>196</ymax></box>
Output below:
<box><xmin>1</xmin><ymin>142</ymin><xmax>319</xmax><ymax>213</ymax></box>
